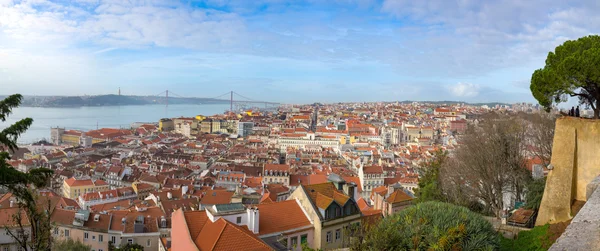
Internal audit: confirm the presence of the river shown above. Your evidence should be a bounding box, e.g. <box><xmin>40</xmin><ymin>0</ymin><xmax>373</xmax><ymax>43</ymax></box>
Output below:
<box><xmin>1</xmin><ymin>104</ymin><xmax>231</xmax><ymax>144</ymax></box>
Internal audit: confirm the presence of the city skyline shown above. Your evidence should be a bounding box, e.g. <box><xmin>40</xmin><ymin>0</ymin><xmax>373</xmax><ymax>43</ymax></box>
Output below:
<box><xmin>1</xmin><ymin>0</ymin><xmax>599</xmax><ymax>103</ymax></box>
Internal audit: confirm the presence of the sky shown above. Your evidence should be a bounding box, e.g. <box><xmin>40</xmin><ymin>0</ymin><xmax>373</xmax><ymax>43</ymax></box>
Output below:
<box><xmin>0</xmin><ymin>0</ymin><xmax>599</xmax><ymax>104</ymax></box>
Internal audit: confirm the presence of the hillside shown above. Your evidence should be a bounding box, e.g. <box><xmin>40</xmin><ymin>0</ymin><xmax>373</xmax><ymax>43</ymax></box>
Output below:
<box><xmin>16</xmin><ymin>95</ymin><xmax>229</xmax><ymax>107</ymax></box>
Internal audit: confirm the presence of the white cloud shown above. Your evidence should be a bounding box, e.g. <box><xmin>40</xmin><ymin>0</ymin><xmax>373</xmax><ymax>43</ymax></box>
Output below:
<box><xmin>449</xmin><ymin>82</ymin><xmax>480</xmax><ymax>97</ymax></box>
<box><xmin>0</xmin><ymin>0</ymin><xmax>599</xmax><ymax>103</ymax></box>
<box><xmin>93</xmin><ymin>47</ymin><xmax>117</xmax><ymax>54</ymax></box>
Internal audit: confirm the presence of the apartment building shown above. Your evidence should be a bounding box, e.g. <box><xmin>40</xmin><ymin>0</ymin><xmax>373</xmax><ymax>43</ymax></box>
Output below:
<box><xmin>371</xmin><ymin>184</ymin><xmax>414</xmax><ymax>217</ymax></box>
<box><xmin>63</xmin><ymin>178</ymin><xmax>110</xmax><ymax>200</ymax></box>
<box><xmin>289</xmin><ymin>178</ymin><xmax>362</xmax><ymax>250</ymax></box>
<box><xmin>262</xmin><ymin>164</ymin><xmax>291</xmax><ymax>186</ymax></box>
<box><xmin>52</xmin><ymin>207</ymin><xmax>166</xmax><ymax>251</ymax></box>
<box><xmin>358</xmin><ymin>165</ymin><xmax>384</xmax><ymax>199</ymax></box>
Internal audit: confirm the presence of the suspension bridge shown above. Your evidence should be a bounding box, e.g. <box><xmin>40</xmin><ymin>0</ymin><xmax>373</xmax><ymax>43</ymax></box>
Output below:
<box><xmin>143</xmin><ymin>90</ymin><xmax>280</xmax><ymax>112</ymax></box>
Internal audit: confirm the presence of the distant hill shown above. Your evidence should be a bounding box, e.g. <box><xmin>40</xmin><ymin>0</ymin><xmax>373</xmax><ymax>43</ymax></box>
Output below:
<box><xmin>14</xmin><ymin>95</ymin><xmax>230</xmax><ymax>107</ymax></box>
<box><xmin>397</xmin><ymin>100</ymin><xmax>511</xmax><ymax>106</ymax></box>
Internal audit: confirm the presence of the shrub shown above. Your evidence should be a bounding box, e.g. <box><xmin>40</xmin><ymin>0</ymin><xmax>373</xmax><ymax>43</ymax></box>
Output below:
<box><xmin>359</xmin><ymin>201</ymin><xmax>499</xmax><ymax>250</ymax></box>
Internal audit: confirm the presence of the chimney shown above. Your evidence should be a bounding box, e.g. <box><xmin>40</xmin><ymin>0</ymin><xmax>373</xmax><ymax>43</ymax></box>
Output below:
<box><xmin>160</xmin><ymin>216</ymin><xmax>167</xmax><ymax>228</ymax></box>
<box><xmin>246</xmin><ymin>207</ymin><xmax>260</xmax><ymax>234</ymax></box>
<box><xmin>182</xmin><ymin>185</ymin><xmax>189</xmax><ymax>195</ymax></box>
<box><xmin>167</xmin><ymin>192</ymin><xmax>173</xmax><ymax>200</ymax></box>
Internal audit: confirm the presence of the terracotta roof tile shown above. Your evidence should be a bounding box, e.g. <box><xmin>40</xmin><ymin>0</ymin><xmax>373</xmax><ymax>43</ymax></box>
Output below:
<box><xmin>341</xmin><ymin>176</ymin><xmax>363</xmax><ymax>192</ymax></box>
<box><xmin>332</xmin><ymin>191</ymin><xmax>349</xmax><ymax>206</ymax></box>
<box><xmin>64</xmin><ymin>177</ymin><xmax>93</xmax><ymax>187</ymax></box>
<box><xmin>182</xmin><ymin>210</ymin><xmax>272</xmax><ymax>251</ymax></box>
<box><xmin>200</xmin><ymin>190</ymin><xmax>233</xmax><ymax>205</ymax></box>
<box><xmin>264</xmin><ymin>164</ymin><xmax>290</xmax><ymax>172</ymax></box>
<box><xmin>256</xmin><ymin>200</ymin><xmax>311</xmax><ymax>236</ymax></box>
<box><xmin>385</xmin><ymin>189</ymin><xmax>414</xmax><ymax>204</ymax></box>
<box><xmin>50</xmin><ymin>208</ymin><xmax>76</xmax><ymax>226</ymax></box>
<box><xmin>371</xmin><ymin>186</ymin><xmax>387</xmax><ymax>198</ymax></box>
<box><xmin>210</xmin><ymin>219</ymin><xmax>272</xmax><ymax>251</ymax></box>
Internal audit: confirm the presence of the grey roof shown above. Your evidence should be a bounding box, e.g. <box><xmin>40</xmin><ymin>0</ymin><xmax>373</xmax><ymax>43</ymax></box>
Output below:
<box><xmin>327</xmin><ymin>173</ymin><xmax>345</xmax><ymax>183</ymax></box>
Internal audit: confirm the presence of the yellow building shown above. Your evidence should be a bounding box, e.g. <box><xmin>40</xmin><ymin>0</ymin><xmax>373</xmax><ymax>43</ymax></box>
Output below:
<box><xmin>61</xmin><ymin>133</ymin><xmax>81</xmax><ymax>146</ymax></box>
<box><xmin>195</xmin><ymin>115</ymin><xmax>207</xmax><ymax>121</ymax></box>
<box><xmin>62</xmin><ymin>177</ymin><xmax>110</xmax><ymax>199</ymax></box>
<box><xmin>159</xmin><ymin>118</ymin><xmax>175</xmax><ymax>132</ymax></box>
<box><xmin>339</xmin><ymin>135</ymin><xmax>356</xmax><ymax>145</ymax></box>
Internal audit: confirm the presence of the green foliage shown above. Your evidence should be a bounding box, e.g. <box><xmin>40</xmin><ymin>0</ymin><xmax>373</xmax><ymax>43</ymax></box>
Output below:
<box><xmin>52</xmin><ymin>238</ymin><xmax>92</xmax><ymax>251</ymax></box>
<box><xmin>301</xmin><ymin>243</ymin><xmax>322</xmax><ymax>251</ymax></box>
<box><xmin>500</xmin><ymin>224</ymin><xmax>552</xmax><ymax>251</ymax></box>
<box><xmin>113</xmin><ymin>243</ymin><xmax>145</xmax><ymax>251</ymax></box>
<box><xmin>530</xmin><ymin>35</ymin><xmax>600</xmax><ymax>118</ymax></box>
<box><xmin>524</xmin><ymin>177</ymin><xmax>547</xmax><ymax>210</ymax></box>
<box><xmin>359</xmin><ymin>201</ymin><xmax>499</xmax><ymax>251</ymax></box>
<box><xmin>0</xmin><ymin>94</ymin><xmax>54</xmax><ymax>251</ymax></box>
<box><xmin>415</xmin><ymin>150</ymin><xmax>447</xmax><ymax>203</ymax></box>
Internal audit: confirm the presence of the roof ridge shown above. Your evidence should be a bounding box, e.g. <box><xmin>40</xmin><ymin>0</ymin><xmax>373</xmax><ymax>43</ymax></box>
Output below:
<box><xmin>224</xmin><ymin>219</ymin><xmax>272</xmax><ymax>250</ymax></box>
<box><xmin>210</xmin><ymin>218</ymin><xmax>228</xmax><ymax>251</ymax></box>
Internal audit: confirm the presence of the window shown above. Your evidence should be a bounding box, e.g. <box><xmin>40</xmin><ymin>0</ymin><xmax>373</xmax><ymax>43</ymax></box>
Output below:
<box><xmin>147</xmin><ymin>239</ymin><xmax>151</xmax><ymax>247</ymax></box>
<box><xmin>128</xmin><ymin>239</ymin><xmax>133</xmax><ymax>245</ymax></box>
<box><xmin>291</xmin><ymin>236</ymin><xmax>298</xmax><ymax>248</ymax></box>
<box><xmin>111</xmin><ymin>236</ymin><xmax>116</xmax><ymax>244</ymax></box>
<box><xmin>53</xmin><ymin>228</ymin><xmax>58</xmax><ymax>235</ymax></box>
<box><xmin>92</xmin><ymin>235</ymin><xmax>96</xmax><ymax>240</ymax></box>
<box><xmin>99</xmin><ymin>234</ymin><xmax>103</xmax><ymax>242</ymax></box>
<box><xmin>64</xmin><ymin>229</ymin><xmax>70</xmax><ymax>237</ymax></box>
<box><xmin>301</xmin><ymin>234</ymin><xmax>308</xmax><ymax>244</ymax></box>
<box><xmin>326</xmin><ymin>231</ymin><xmax>332</xmax><ymax>243</ymax></box>
<box><xmin>236</xmin><ymin>216</ymin><xmax>242</xmax><ymax>224</ymax></box>
<box><xmin>335</xmin><ymin>229</ymin><xmax>341</xmax><ymax>241</ymax></box>
<box><xmin>3</xmin><ymin>247</ymin><xmax>9</xmax><ymax>251</ymax></box>
<box><xmin>84</xmin><ymin>232</ymin><xmax>89</xmax><ymax>239</ymax></box>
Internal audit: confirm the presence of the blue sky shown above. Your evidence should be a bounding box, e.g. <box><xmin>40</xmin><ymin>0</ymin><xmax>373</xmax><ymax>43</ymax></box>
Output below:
<box><xmin>0</xmin><ymin>0</ymin><xmax>598</xmax><ymax>104</ymax></box>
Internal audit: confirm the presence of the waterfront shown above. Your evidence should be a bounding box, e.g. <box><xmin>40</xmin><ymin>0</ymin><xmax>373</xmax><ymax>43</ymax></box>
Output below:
<box><xmin>2</xmin><ymin>104</ymin><xmax>231</xmax><ymax>144</ymax></box>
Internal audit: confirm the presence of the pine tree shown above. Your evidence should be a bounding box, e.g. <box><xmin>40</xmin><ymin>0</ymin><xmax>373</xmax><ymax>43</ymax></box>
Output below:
<box><xmin>1</xmin><ymin>94</ymin><xmax>54</xmax><ymax>250</ymax></box>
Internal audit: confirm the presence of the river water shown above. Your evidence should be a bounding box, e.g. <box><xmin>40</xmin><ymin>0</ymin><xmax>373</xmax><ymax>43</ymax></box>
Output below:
<box><xmin>2</xmin><ymin>104</ymin><xmax>231</xmax><ymax>144</ymax></box>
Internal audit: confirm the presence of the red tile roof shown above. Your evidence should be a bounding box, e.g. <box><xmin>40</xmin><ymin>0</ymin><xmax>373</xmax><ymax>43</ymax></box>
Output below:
<box><xmin>64</xmin><ymin>177</ymin><xmax>94</xmax><ymax>187</ymax></box>
<box><xmin>371</xmin><ymin>186</ymin><xmax>388</xmax><ymax>199</ymax></box>
<box><xmin>256</xmin><ymin>200</ymin><xmax>311</xmax><ymax>236</ymax></box>
<box><xmin>303</xmin><ymin>182</ymin><xmax>350</xmax><ymax>211</ymax></box>
<box><xmin>200</xmin><ymin>190</ymin><xmax>233</xmax><ymax>205</ymax></box>
<box><xmin>182</xmin><ymin>210</ymin><xmax>272</xmax><ymax>251</ymax></box>
<box><xmin>385</xmin><ymin>189</ymin><xmax>414</xmax><ymax>204</ymax></box>
<box><xmin>264</xmin><ymin>164</ymin><xmax>290</xmax><ymax>172</ymax></box>
<box><xmin>342</xmin><ymin>176</ymin><xmax>363</xmax><ymax>192</ymax></box>
<box><xmin>362</xmin><ymin>165</ymin><xmax>384</xmax><ymax>174</ymax></box>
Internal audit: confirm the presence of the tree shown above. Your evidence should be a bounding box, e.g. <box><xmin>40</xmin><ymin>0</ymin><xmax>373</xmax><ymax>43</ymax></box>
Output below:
<box><xmin>52</xmin><ymin>239</ymin><xmax>91</xmax><ymax>251</ymax></box>
<box><xmin>112</xmin><ymin>243</ymin><xmax>144</xmax><ymax>251</ymax></box>
<box><xmin>358</xmin><ymin>201</ymin><xmax>499</xmax><ymax>250</ymax></box>
<box><xmin>530</xmin><ymin>35</ymin><xmax>600</xmax><ymax>118</ymax></box>
<box><xmin>440</xmin><ymin>114</ymin><xmax>530</xmax><ymax>217</ymax></box>
<box><xmin>518</xmin><ymin>112</ymin><xmax>556</xmax><ymax>166</ymax></box>
<box><xmin>524</xmin><ymin>177</ymin><xmax>547</xmax><ymax>210</ymax></box>
<box><xmin>414</xmin><ymin>150</ymin><xmax>447</xmax><ymax>203</ymax></box>
<box><xmin>0</xmin><ymin>94</ymin><xmax>54</xmax><ymax>250</ymax></box>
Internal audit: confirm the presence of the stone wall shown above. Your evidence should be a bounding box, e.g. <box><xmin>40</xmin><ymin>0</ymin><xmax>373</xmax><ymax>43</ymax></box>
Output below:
<box><xmin>550</xmin><ymin>176</ymin><xmax>600</xmax><ymax>250</ymax></box>
<box><xmin>536</xmin><ymin>117</ymin><xmax>600</xmax><ymax>226</ymax></box>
